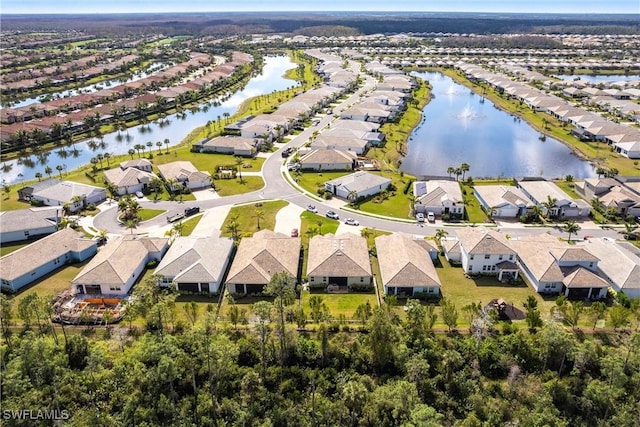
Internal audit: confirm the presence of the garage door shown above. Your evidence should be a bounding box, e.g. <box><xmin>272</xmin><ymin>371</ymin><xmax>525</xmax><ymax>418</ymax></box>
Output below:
<box><xmin>329</xmin><ymin>277</ymin><xmax>348</xmax><ymax>287</ymax></box>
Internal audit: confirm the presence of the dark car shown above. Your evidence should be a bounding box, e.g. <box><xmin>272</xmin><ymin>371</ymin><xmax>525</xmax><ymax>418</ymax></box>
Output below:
<box><xmin>281</xmin><ymin>148</ymin><xmax>293</xmax><ymax>158</ymax></box>
<box><xmin>184</xmin><ymin>206</ymin><xmax>200</xmax><ymax>217</ymax></box>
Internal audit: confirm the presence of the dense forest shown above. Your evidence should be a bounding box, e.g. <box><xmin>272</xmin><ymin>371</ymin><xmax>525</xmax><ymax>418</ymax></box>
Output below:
<box><xmin>2</xmin><ymin>276</ymin><xmax>640</xmax><ymax>426</ymax></box>
<box><xmin>2</xmin><ymin>12</ymin><xmax>639</xmax><ymax>36</ymax></box>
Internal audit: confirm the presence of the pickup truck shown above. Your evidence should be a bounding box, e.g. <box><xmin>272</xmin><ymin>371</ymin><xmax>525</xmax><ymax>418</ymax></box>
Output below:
<box><xmin>166</xmin><ymin>212</ymin><xmax>185</xmax><ymax>223</ymax></box>
<box><xmin>167</xmin><ymin>206</ymin><xmax>200</xmax><ymax>222</ymax></box>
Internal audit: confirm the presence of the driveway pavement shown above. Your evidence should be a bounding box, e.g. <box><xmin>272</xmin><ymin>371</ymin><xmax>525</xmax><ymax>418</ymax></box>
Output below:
<box><xmin>274</xmin><ymin>203</ymin><xmax>304</xmax><ymax>235</ymax></box>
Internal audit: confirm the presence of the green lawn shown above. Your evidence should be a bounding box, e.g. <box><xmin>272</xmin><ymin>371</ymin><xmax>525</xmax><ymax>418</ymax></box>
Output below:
<box><xmin>298</xmin><ymin>171</ymin><xmax>349</xmax><ymax>196</ymax></box>
<box><xmin>151</xmin><ymin>149</ymin><xmax>265</xmax><ymax>175</ymax></box>
<box><xmin>434</xmin><ymin>255</ymin><xmax>554</xmax><ymax>327</ymax></box>
<box><xmin>461</xmin><ymin>183</ymin><xmax>489</xmax><ymax>223</ymax></box>
<box><xmin>301</xmin><ymin>290</ymin><xmax>378</xmax><ymax>321</ymax></box>
<box><xmin>9</xmin><ymin>260</ymin><xmax>90</xmax><ymax>307</ymax></box>
<box><xmin>214</xmin><ymin>176</ymin><xmax>264</xmax><ymax>196</ymax></box>
<box><xmin>1</xmin><ymin>240</ymin><xmax>31</xmax><ymax>257</ymax></box>
<box><xmin>554</xmin><ymin>180</ymin><xmax>582</xmax><ymax>200</ymax></box>
<box><xmin>138</xmin><ymin>208</ymin><xmax>166</xmax><ymax>221</ymax></box>
<box><xmin>220</xmin><ymin>200</ymin><xmax>289</xmax><ymax>238</ymax></box>
<box><xmin>179</xmin><ymin>214</ymin><xmax>204</xmax><ymax>236</ymax></box>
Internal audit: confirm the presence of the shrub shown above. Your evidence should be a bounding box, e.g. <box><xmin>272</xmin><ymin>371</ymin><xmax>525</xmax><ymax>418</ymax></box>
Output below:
<box><xmin>30</xmin><ymin>199</ymin><xmax>45</xmax><ymax>207</ymax></box>
<box><xmin>86</xmin><ymin>203</ymin><xmax>97</xmax><ymax>211</ymax></box>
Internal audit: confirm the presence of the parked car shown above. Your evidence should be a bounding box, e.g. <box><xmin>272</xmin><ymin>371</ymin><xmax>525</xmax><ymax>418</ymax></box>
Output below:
<box><xmin>325</xmin><ymin>210</ymin><xmax>339</xmax><ymax>220</ymax></box>
<box><xmin>184</xmin><ymin>206</ymin><xmax>200</xmax><ymax>217</ymax></box>
<box><xmin>135</xmin><ymin>191</ymin><xmax>144</xmax><ymax>198</ymax></box>
<box><xmin>307</xmin><ymin>205</ymin><xmax>318</xmax><ymax>213</ymax></box>
<box><xmin>427</xmin><ymin>212</ymin><xmax>436</xmax><ymax>222</ymax></box>
<box><xmin>287</xmin><ymin>162</ymin><xmax>300</xmax><ymax>171</ymax></box>
<box><xmin>281</xmin><ymin>147</ymin><xmax>293</xmax><ymax>158</ymax></box>
<box><xmin>291</xmin><ymin>228</ymin><xmax>299</xmax><ymax>237</ymax></box>
<box><xmin>344</xmin><ymin>218</ymin><xmax>359</xmax><ymax>226</ymax></box>
<box><xmin>416</xmin><ymin>212</ymin><xmax>425</xmax><ymax>222</ymax></box>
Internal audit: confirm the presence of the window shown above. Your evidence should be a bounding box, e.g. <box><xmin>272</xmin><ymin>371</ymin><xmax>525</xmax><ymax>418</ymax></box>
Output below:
<box><xmin>499</xmin><ymin>255</ymin><xmax>503</xmax><ymax>260</ymax></box>
<box><xmin>482</xmin><ymin>266</ymin><xmax>487</xmax><ymax>271</ymax></box>
<box><xmin>427</xmin><ymin>288</ymin><xmax>434</xmax><ymax>293</ymax></box>
<box><xmin>484</xmin><ymin>254</ymin><xmax>490</xmax><ymax>259</ymax></box>
<box><xmin>509</xmin><ymin>255</ymin><xmax>514</xmax><ymax>260</ymax></box>
<box><xmin>491</xmin><ymin>265</ymin><xmax>496</xmax><ymax>271</ymax></box>
<box><xmin>360</xmin><ymin>277</ymin><xmax>364</xmax><ymax>282</ymax></box>
<box><xmin>310</xmin><ymin>277</ymin><xmax>315</xmax><ymax>282</ymax></box>
<box><xmin>468</xmin><ymin>266</ymin><xmax>473</xmax><ymax>271</ymax></box>
<box><xmin>24</xmin><ymin>230</ymin><xmax>30</xmax><ymax>236</ymax></box>
<box><xmin>589</xmin><ymin>262</ymin><xmax>593</xmax><ymax>268</ymax></box>
<box><xmin>470</xmin><ymin>255</ymin><xmax>474</xmax><ymax>260</ymax></box>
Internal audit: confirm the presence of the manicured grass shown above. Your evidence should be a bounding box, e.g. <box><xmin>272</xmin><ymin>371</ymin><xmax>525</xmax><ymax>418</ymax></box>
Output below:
<box><xmin>0</xmin><ymin>240</ymin><xmax>31</xmax><ymax>257</ymax></box>
<box><xmin>554</xmin><ymin>180</ymin><xmax>582</xmax><ymax>200</ymax></box>
<box><xmin>301</xmin><ymin>290</ymin><xmax>378</xmax><ymax>321</ymax></box>
<box><xmin>434</xmin><ymin>255</ymin><xmax>554</xmax><ymax>327</ymax></box>
<box><xmin>298</xmin><ymin>171</ymin><xmax>350</xmax><ymax>196</ymax></box>
<box><xmin>214</xmin><ymin>176</ymin><xmax>264</xmax><ymax>196</ymax></box>
<box><xmin>461</xmin><ymin>183</ymin><xmax>489</xmax><ymax>223</ymax></box>
<box><xmin>151</xmin><ymin>148</ymin><xmax>265</xmax><ymax>176</ymax></box>
<box><xmin>356</xmin><ymin>172</ymin><xmax>415</xmax><ymax>219</ymax></box>
<box><xmin>179</xmin><ymin>214</ymin><xmax>204</xmax><ymax>237</ymax></box>
<box><xmin>138</xmin><ymin>208</ymin><xmax>166</xmax><ymax>221</ymax></box>
<box><xmin>220</xmin><ymin>200</ymin><xmax>289</xmax><ymax>238</ymax></box>
<box><xmin>9</xmin><ymin>260</ymin><xmax>90</xmax><ymax>307</ymax></box>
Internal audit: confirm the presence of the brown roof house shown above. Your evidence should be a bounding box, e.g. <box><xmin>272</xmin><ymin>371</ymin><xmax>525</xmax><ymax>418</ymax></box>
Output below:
<box><xmin>375</xmin><ymin>233</ymin><xmax>441</xmax><ymax>298</ymax></box>
<box><xmin>71</xmin><ymin>235</ymin><xmax>168</xmax><ymax>296</ymax></box>
<box><xmin>510</xmin><ymin>233</ymin><xmax>608</xmax><ymax>300</ymax></box>
<box><xmin>226</xmin><ymin>230</ymin><xmax>301</xmax><ymax>295</ymax></box>
<box><xmin>306</xmin><ymin>233</ymin><xmax>372</xmax><ymax>291</ymax></box>
<box><xmin>452</xmin><ymin>227</ymin><xmax>519</xmax><ymax>281</ymax></box>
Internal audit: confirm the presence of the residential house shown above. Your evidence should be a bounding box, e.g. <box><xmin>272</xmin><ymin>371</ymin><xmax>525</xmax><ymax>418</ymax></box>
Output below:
<box><xmin>311</xmin><ymin>135</ymin><xmax>370</xmax><ymax>155</ymax></box>
<box><xmin>451</xmin><ymin>227</ymin><xmax>519</xmax><ymax>280</ymax></box>
<box><xmin>154</xmin><ymin>235</ymin><xmax>234</xmax><ymax>294</ymax></box>
<box><xmin>306</xmin><ymin>233</ymin><xmax>372</xmax><ymax>290</ymax></box>
<box><xmin>299</xmin><ymin>149</ymin><xmax>357</xmax><ymax>171</ymax></box>
<box><xmin>375</xmin><ymin>233</ymin><xmax>441</xmax><ymax>297</ymax></box>
<box><xmin>413</xmin><ymin>180</ymin><xmax>464</xmax><ymax>217</ymax></box>
<box><xmin>517</xmin><ymin>180</ymin><xmax>590</xmax><ymax>217</ymax></box>
<box><xmin>473</xmin><ymin>185</ymin><xmax>533</xmax><ymax>218</ymax></box>
<box><xmin>157</xmin><ymin>161</ymin><xmax>211</xmax><ymax>191</ymax></box>
<box><xmin>575</xmin><ymin>178</ymin><xmax>640</xmax><ymax>217</ymax></box>
<box><xmin>0</xmin><ymin>207</ymin><xmax>60</xmax><ymax>243</ymax></box>
<box><xmin>120</xmin><ymin>158</ymin><xmax>153</xmax><ymax>172</ymax></box>
<box><xmin>192</xmin><ymin>136</ymin><xmax>260</xmax><ymax>157</ymax></box>
<box><xmin>581</xmin><ymin>238</ymin><xmax>640</xmax><ymax>299</ymax></box>
<box><xmin>226</xmin><ymin>230</ymin><xmax>301</xmax><ymax>294</ymax></box>
<box><xmin>324</xmin><ymin>171</ymin><xmax>391</xmax><ymax>200</ymax></box>
<box><xmin>511</xmin><ymin>234</ymin><xmax>608</xmax><ymax>299</ymax></box>
<box><xmin>71</xmin><ymin>235</ymin><xmax>169</xmax><ymax>296</ymax></box>
<box><xmin>104</xmin><ymin>165</ymin><xmax>157</xmax><ymax>196</ymax></box>
<box><xmin>27</xmin><ymin>179</ymin><xmax>106</xmax><ymax>212</ymax></box>
<box><xmin>1</xmin><ymin>228</ymin><xmax>97</xmax><ymax>293</ymax></box>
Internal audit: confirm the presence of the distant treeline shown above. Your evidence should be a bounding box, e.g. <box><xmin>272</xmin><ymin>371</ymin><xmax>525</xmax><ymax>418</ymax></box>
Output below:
<box><xmin>2</xmin><ymin>12</ymin><xmax>638</xmax><ymax>35</ymax></box>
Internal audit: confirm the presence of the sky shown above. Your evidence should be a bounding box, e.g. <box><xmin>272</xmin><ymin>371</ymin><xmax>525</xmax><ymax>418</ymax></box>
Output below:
<box><xmin>1</xmin><ymin>0</ymin><xmax>638</xmax><ymax>14</ymax></box>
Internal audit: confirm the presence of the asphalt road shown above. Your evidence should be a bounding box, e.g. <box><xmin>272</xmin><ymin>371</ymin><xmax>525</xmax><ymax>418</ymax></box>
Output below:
<box><xmin>92</xmin><ymin>68</ymin><xmax>622</xmax><ymax>242</ymax></box>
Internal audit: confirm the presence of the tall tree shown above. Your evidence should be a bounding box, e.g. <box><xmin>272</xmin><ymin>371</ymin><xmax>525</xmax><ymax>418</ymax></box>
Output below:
<box><xmin>563</xmin><ymin>220</ymin><xmax>581</xmax><ymax>243</ymax></box>
<box><xmin>264</xmin><ymin>271</ymin><xmax>296</xmax><ymax>365</ymax></box>
<box><xmin>440</xmin><ymin>298</ymin><xmax>458</xmax><ymax>332</ymax></box>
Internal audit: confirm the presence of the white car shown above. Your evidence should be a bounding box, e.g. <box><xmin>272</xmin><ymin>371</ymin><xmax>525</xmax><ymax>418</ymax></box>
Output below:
<box><xmin>344</xmin><ymin>218</ymin><xmax>360</xmax><ymax>226</ymax></box>
<box><xmin>307</xmin><ymin>205</ymin><xmax>318</xmax><ymax>213</ymax></box>
<box><xmin>416</xmin><ymin>213</ymin><xmax>425</xmax><ymax>222</ymax></box>
<box><xmin>325</xmin><ymin>210</ymin><xmax>340</xmax><ymax>220</ymax></box>
<box><xmin>427</xmin><ymin>212</ymin><xmax>436</xmax><ymax>222</ymax></box>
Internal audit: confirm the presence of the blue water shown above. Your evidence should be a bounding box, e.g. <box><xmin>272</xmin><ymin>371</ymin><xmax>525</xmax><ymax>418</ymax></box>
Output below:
<box><xmin>401</xmin><ymin>72</ymin><xmax>595</xmax><ymax>179</ymax></box>
<box><xmin>1</xmin><ymin>56</ymin><xmax>297</xmax><ymax>184</ymax></box>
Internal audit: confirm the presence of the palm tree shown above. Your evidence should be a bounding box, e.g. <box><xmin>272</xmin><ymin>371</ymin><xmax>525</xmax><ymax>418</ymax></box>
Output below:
<box><xmin>226</xmin><ymin>219</ymin><xmax>241</xmax><ymax>244</ymax></box>
<box><xmin>563</xmin><ymin>220</ymin><xmax>581</xmax><ymax>243</ymax></box>
<box><xmin>164</xmin><ymin>138</ymin><xmax>170</xmax><ymax>154</ymax></box>
<box><xmin>125</xmin><ymin>219</ymin><xmax>138</xmax><ymax>235</ymax></box>
<box><xmin>104</xmin><ymin>152</ymin><xmax>111</xmax><ymax>167</ymax></box>
<box><xmin>435</xmin><ymin>229</ymin><xmax>448</xmax><ymax>253</ymax></box>
<box><xmin>590</xmin><ymin>197</ymin><xmax>605</xmax><ymax>214</ymax></box>
<box><xmin>128</xmin><ymin>149</ymin><xmax>136</xmax><ymax>160</ymax></box>
<box><xmin>316</xmin><ymin>219</ymin><xmax>323</xmax><ymax>235</ymax></box>
<box><xmin>347</xmin><ymin>190</ymin><xmax>358</xmax><ymax>206</ymax></box>
<box><xmin>35</xmin><ymin>172</ymin><xmax>42</xmax><ymax>182</ymax></box>
<box><xmin>255</xmin><ymin>209</ymin><xmax>264</xmax><ymax>230</ymax></box>
<box><xmin>542</xmin><ymin>196</ymin><xmax>558</xmax><ymax>219</ymax></box>
<box><xmin>134</xmin><ymin>144</ymin><xmax>144</xmax><ymax>158</ymax></box>
<box><xmin>45</xmin><ymin>166</ymin><xmax>53</xmax><ymax>179</ymax></box>
<box><xmin>55</xmin><ymin>164</ymin><xmax>64</xmax><ymax>178</ymax></box>
<box><xmin>460</xmin><ymin>162</ymin><xmax>470</xmax><ymax>180</ymax></box>
<box><xmin>620</xmin><ymin>222</ymin><xmax>639</xmax><ymax>240</ymax></box>
<box><xmin>156</xmin><ymin>141</ymin><xmax>163</xmax><ymax>154</ymax></box>
<box><xmin>446</xmin><ymin>166</ymin><xmax>455</xmax><ymax>178</ymax></box>
<box><xmin>146</xmin><ymin>141</ymin><xmax>153</xmax><ymax>157</ymax></box>
<box><xmin>531</xmin><ymin>205</ymin><xmax>545</xmax><ymax>223</ymax></box>
<box><xmin>96</xmin><ymin>153</ymin><xmax>104</xmax><ymax>169</ymax></box>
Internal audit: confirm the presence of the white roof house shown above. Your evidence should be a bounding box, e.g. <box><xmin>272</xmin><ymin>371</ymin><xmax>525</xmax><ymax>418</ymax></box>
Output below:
<box><xmin>104</xmin><ymin>166</ymin><xmax>157</xmax><ymax>196</ymax></box>
<box><xmin>30</xmin><ymin>180</ymin><xmax>106</xmax><ymax>212</ymax></box>
<box><xmin>299</xmin><ymin>149</ymin><xmax>357</xmax><ymax>171</ymax></box>
<box><xmin>581</xmin><ymin>238</ymin><xmax>640</xmax><ymax>299</ymax></box>
<box><xmin>157</xmin><ymin>161</ymin><xmax>211</xmax><ymax>191</ymax></box>
<box><xmin>0</xmin><ymin>206</ymin><xmax>61</xmax><ymax>243</ymax></box>
<box><xmin>517</xmin><ymin>180</ymin><xmax>590</xmax><ymax>217</ymax></box>
<box><xmin>324</xmin><ymin>171</ymin><xmax>391</xmax><ymax>200</ymax></box>
<box><xmin>413</xmin><ymin>180</ymin><xmax>464</xmax><ymax>217</ymax></box>
<box><xmin>473</xmin><ymin>185</ymin><xmax>533</xmax><ymax>218</ymax></box>
<box><xmin>154</xmin><ymin>235</ymin><xmax>234</xmax><ymax>294</ymax></box>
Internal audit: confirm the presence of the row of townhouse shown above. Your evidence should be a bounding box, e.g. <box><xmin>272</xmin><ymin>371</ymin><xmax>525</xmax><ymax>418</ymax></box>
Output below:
<box><xmin>457</xmin><ymin>63</ymin><xmax>640</xmax><ymax>158</ymax></box>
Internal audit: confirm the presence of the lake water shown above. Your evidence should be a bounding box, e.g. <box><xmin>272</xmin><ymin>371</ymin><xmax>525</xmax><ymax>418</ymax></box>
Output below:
<box><xmin>1</xmin><ymin>56</ymin><xmax>297</xmax><ymax>184</ymax></box>
<box><xmin>401</xmin><ymin>72</ymin><xmax>595</xmax><ymax>179</ymax></box>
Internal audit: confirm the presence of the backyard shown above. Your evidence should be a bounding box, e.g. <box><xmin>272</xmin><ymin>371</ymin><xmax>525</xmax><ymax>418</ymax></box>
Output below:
<box><xmin>220</xmin><ymin>200</ymin><xmax>289</xmax><ymax>238</ymax></box>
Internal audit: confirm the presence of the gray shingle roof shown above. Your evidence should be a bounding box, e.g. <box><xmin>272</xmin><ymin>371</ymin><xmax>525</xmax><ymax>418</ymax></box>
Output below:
<box><xmin>375</xmin><ymin>233</ymin><xmax>440</xmax><ymax>288</ymax></box>
<box><xmin>0</xmin><ymin>206</ymin><xmax>60</xmax><ymax>234</ymax></box>
<box><xmin>324</xmin><ymin>171</ymin><xmax>391</xmax><ymax>194</ymax></box>
<box><xmin>307</xmin><ymin>233</ymin><xmax>371</xmax><ymax>278</ymax></box>
<box><xmin>455</xmin><ymin>227</ymin><xmax>515</xmax><ymax>256</ymax></box>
